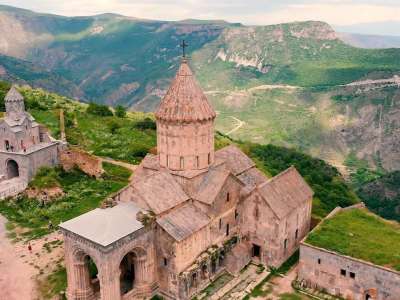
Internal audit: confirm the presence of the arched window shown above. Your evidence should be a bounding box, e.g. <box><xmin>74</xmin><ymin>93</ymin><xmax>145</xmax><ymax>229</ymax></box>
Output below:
<box><xmin>180</xmin><ymin>156</ymin><xmax>184</xmax><ymax>169</ymax></box>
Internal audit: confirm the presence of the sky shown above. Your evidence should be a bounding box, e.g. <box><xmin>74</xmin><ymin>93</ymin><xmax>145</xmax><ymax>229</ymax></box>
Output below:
<box><xmin>2</xmin><ymin>0</ymin><xmax>400</xmax><ymax>28</ymax></box>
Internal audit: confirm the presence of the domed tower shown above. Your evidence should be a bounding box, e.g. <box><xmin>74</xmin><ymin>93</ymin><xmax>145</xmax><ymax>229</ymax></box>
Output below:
<box><xmin>155</xmin><ymin>59</ymin><xmax>216</xmax><ymax>171</ymax></box>
<box><xmin>5</xmin><ymin>85</ymin><xmax>25</xmax><ymax>120</ymax></box>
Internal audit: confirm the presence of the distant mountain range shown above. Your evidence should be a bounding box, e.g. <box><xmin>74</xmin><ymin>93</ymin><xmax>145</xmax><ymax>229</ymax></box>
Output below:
<box><xmin>0</xmin><ymin>4</ymin><xmax>400</xmax><ymax>173</ymax></box>
<box><xmin>334</xmin><ymin>21</ymin><xmax>400</xmax><ymax>37</ymax></box>
<box><xmin>338</xmin><ymin>32</ymin><xmax>400</xmax><ymax>49</ymax></box>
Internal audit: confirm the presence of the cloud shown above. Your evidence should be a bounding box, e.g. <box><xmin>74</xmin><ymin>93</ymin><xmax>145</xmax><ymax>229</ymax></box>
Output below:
<box><xmin>1</xmin><ymin>0</ymin><xmax>400</xmax><ymax>27</ymax></box>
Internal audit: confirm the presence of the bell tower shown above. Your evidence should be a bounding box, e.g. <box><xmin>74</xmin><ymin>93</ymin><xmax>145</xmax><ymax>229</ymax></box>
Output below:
<box><xmin>5</xmin><ymin>85</ymin><xmax>26</xmax><ymax>120</ymax></box>
<box><xmin>155</xmin><ymin>58</ymin><xmax>216</xmax><ymax>171</ymax></box>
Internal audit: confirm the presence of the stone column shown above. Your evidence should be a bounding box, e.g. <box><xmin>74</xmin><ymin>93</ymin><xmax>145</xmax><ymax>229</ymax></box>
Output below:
<box><xmin>70</xmin><ymin>261</ymin><xmax>95</xmax><ymax>300</ymax></box>
<box><xmin>134</xmin><ymin>256</ymin><xmax>147</xmax><ymax>287</ymax></box>
<box><xmin>100</xmin><ymin>268</ymin><xmax>121</xmax><ymax>300</ymax></box>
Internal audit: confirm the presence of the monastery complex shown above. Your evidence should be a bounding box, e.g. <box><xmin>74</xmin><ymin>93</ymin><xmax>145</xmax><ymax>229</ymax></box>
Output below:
<box><xmin>0</xmin><ymin>86</ymin><xmax>62</xmax><ymax>198</ymax></box>
<box><xmin>59</xmin><ymin>59</ymin><xmax>314</xmax><ymax>300</ymax></box>
<box><xmin>1</xmin><ymin>58</ymin><xmax>398</xmax><ymax>300</ymax></box>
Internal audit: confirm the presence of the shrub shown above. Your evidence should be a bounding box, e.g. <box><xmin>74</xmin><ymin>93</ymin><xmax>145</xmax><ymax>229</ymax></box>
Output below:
<box><xmin>134</xmin><ymin>118</ymin><xmax>156</xmax><ymax>130</ymax></box>
<box><xmin>115</xmin><ymin>105</ymin><xmax>127</xmax><ymax>118</ymax></box>
<box><xmin>86</xmin><ymin>102</ymin><xmax>113</xmax><ymax>117</ymax></box>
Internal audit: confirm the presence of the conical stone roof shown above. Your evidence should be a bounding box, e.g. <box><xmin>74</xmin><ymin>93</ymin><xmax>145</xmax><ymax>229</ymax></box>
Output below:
<box><xmin>155</xmin><ymin>59</ymin><xmax>216</xmax><ymax>122</ymax></box>
<box><xmin>5</xmin><ymin>85</ymin><xmax>24</xmax><ymax>102</ymax></box>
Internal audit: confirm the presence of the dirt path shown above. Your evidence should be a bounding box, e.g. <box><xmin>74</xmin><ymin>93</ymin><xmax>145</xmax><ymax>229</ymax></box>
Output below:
<box><xmin>99</xmin><ymin>157</ymin><xmax>138</xmax><ymax>180</ymax></box>
<box><xmin>0</xmin><ymin>215</ymin><xmax>37</xmax><ymax>300</ymax></box>
<box><xmin>225</xmin><ymin>116</ymin><xmax>245</xmax><ymax>135</ymax></box>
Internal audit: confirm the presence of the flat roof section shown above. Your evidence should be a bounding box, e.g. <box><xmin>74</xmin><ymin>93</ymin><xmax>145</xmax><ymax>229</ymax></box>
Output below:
<box><xmin>59</xmin><ymin>202</ymin><xmax>144</xmax><ymax>247</ymax></box>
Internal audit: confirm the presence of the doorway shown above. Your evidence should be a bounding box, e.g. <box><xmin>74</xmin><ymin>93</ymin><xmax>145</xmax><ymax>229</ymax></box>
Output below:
<box><xmin>252</xmin><ymin>244</ymin><xmax>261</xmax><ymax>258</ymax></box>
<box><xmin>6</xmin><ymin>160</ymin><xmax>19</xmax><ymax>179</ymax></box>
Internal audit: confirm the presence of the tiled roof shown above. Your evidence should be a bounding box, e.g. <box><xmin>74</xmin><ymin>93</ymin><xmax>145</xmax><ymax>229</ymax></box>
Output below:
<box><xmin>132</xmin><ymin>171</ymin><xmax>190</xmax><ymax>215</ymax></box>
<box><xmin>257</xmin><ymin>166</ymin><xmax>313</xmax><ymax>219</ymax></box>
<box><xmin>237</xmin><ymin>167</ymin><xmax>269</xmax><ymax>189</ymax></box>
<box><xmin>155</xmin><ymin>59</ymin><xmax>216</xmax><ymax>122</ymax></box>
<box><xmin>215</xmin><ymin>145</ymin><xmax>256</xmax><ymax>176</ymax></box>
<box><xmin>193</xmin><ymin>166</ymin><xmax>232</xmax><ymax>205</ymax></box>
<box><xmin>156</xmin><ymin>203</ymin><xmax>210</xmax><ymax>242</ymax></box>
<box><xmin>5</xmin><ymin>85</ymin><xmax>24</xmax><ymax>102</ymax></box>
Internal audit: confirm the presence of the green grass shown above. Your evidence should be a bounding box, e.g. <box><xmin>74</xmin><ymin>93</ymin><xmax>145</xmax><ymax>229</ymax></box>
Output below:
<box><xmin>12</xmin><ymin>86</ymin><xmax>157</xmax><ymax>164</ymax></box>
<box><xmin>29</xmin><ymin>167</ymin><xmax>61</xmax><ymax>189</ymax></box>
<box><xmin>0</xmin><ymin>163</ymin><xmax>130</xmax><ymax>240</ymax></box>
<box><xmin>200</xmin><ymin>273</ymin><xmax>234</xmax><ymax>297</ymax></box>
<box><xmin>279</xmin><ymin>293</ymin><xmax>312</xmax><ymax>300</ymax></box>
<box><xmin>306</xmin><ymin>208</ymin><xmax>400</xmax><ymax>271</ymax></box>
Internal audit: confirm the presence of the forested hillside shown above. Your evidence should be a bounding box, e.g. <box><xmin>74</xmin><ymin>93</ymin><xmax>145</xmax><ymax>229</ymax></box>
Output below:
<box><xmin>0</xmin><ymin>83</ymin><xmax>358</xmax><ymax>220</ymax></box>
<box><xmin>357</xmin><ymin>171</ymin><xmax>400</xmax><ymax>222</ymax></box>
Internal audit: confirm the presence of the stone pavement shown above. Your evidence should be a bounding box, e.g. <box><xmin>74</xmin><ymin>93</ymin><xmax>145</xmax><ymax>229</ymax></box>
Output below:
<box><xmin>0</xmin><ymin>177</ymin><xmax>27</xmax><ymax>199</ymax></box>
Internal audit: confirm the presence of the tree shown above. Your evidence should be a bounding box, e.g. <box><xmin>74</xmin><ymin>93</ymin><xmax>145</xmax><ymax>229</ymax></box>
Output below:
<box><xmin>86</xmin><ymin>102</ymin><xmax>113</xmax><ymax>117</ymax></box>
<box><xmin>115</xmin><ymin>105</ymin><xmax>127</xmax><ymax>118</ymax></box>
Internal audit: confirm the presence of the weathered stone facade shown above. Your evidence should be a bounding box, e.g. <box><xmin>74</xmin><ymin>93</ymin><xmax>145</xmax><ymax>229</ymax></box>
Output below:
<box><xmin>298</xmin><ymin>206</ymin><xmax>400</xmax><ymax>300</ymax></box>
<box><xmin>61</xmin><ymin>60</ymin><xmax>313</xmax><ymax>300</ymax></box>
<box><xmin>0</xmin><ymin>86</ymin><xmax>63</xmax><ymax>186</ymax></box>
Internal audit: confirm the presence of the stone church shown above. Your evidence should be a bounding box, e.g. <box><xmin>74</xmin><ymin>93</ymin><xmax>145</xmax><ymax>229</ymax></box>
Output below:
<box><xmin>60</xmin><ymin>59</ymin><xmax>313</xmax><ymax>300</ymax></box>
<box><xmin>0</xmin><ymin>86</ymin><xmax>62</xmax><ymax>196</ymax></box>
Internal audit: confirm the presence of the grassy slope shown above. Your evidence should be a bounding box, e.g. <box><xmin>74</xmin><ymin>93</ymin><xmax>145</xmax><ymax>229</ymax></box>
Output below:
<box><xmin>306</xmin><ymin>208</ymin><xmax>400</xmax><ymax>271</ymax></box>
<box><xmin>17</xmin><ymin>86</ymin><xmax>157</xmax><ymax>164</ymax></box>
<box><xmin>0</xmin><ymin>163</ymin><xmax>131</xmax><ymax>239</ymax></box>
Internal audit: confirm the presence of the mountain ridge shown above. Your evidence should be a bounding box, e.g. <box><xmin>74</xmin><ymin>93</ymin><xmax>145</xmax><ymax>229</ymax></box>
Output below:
<box><xmin>1</xmin><ymin>5</ymin><xmax>399</xmax><ymax>174</ymax></box>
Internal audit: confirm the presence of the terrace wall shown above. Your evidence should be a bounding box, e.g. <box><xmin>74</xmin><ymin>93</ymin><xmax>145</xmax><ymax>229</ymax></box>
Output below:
<box><xmin>299</xmin><ymin>243</ymin><xmax>400</xmax><ymax>300</ymax></box>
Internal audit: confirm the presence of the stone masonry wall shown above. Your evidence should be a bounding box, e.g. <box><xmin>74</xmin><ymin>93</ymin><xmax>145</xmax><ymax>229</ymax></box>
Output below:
<box><xmin>0</xmin><ymin>143</ymin><xmax>59</xmax><ymax>182</ymax></box>
<box><xmin>60</xmin><ymin>148</ymin><xmax>104</xmax><ymax>178</ymax></box>
<box><xmin>299</xmin><ymin>243</ymin><xmax>400</xmax><ymax>300</ymax></box>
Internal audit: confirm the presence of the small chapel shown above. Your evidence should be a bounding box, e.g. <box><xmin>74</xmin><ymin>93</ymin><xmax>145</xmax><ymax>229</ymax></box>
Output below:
<box><xmin>0</xmin><ymin>86</ymin><xmax>62</xmax><ymax>194</ymax></box>
<box><xmin>60</xmin><ymin>58</ymin><xmax>313</xmax><ymax>300</ymax></box>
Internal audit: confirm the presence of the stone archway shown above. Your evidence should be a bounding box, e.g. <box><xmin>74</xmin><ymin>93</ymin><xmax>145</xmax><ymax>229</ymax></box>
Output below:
<box><xmin>119</xmin><ymin>247</ymin><xmax>147</xmax><ymax>296</ymax></box>
<box><xmin>70</xmin><ymin>249</ymin><xmax>101</xmax><ymax>300</ymax></box>
<box><xmin>6</xmin><ymin>159</ymin><xmax>19</xmax><ymax>179</ymax></box>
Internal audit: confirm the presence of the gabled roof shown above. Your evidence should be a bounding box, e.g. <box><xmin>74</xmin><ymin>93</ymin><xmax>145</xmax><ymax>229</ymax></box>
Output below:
<box><xmin>5</xmin><ymin>85</ymin><xmax>24</xmax><ymax>102</ymax></box>
<box><xmin>132</xmin><ymin>171</ymin><xmax>189</xmax><ymax>215</ymax></box>
<box><xmin>156</xmin><ymin>203</ymin><xmax>210</xmax><ymax>242</ymax></box>
<box><xmin>237</xmin><ymin>167</ymin><xmax>269</xmax><ymax>189</ymax></box>
<box><xmin>257</xmin><ymin>166</ymin><xmax>313</xmax><ymax>219</ymax></box>
<box><xmin>155</xmin><ymin>59</ymin><xmax>216</xmax><ymax>122</ymax></box>
<box><xmin>193</xmin><ymin>166</ymin><xmax>232</xmax><ymax>205</ymax></box>
<box><xmin>140</xmin><ymin>154</ymin><xmax>160</xmax><ymax>171</ymax></box>
<box><xmin>59</xmin><ymin>202</ymin><xmax>144</xmax><ymax>247</ymax></box>
<box><xmin>215</xmin><ymin>145</ymin><xmax>256</xmax><ymax>176</ymax></box>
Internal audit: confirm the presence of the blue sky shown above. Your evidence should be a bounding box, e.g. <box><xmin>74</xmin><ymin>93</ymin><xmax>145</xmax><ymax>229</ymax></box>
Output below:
<box><xmin>2</xmin><ymin>0</ymin><xmax>400</xmax><ymax>27</ymax></box>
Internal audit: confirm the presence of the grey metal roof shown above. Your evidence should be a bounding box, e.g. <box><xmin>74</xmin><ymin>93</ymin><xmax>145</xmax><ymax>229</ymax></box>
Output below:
<box><xmin>59</xmin><ymin>202</ymin><xmax>144</xmax><ymax>247</ymax></box>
